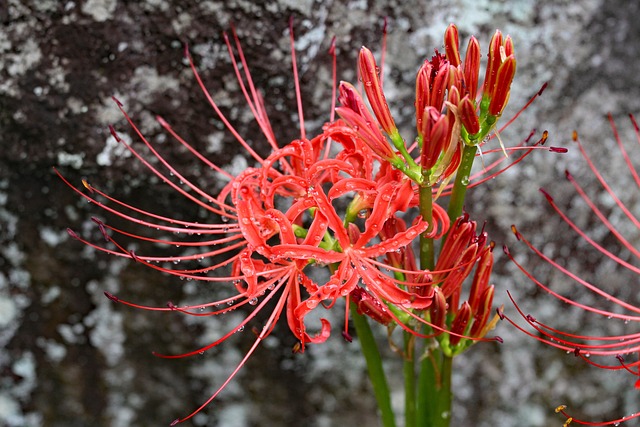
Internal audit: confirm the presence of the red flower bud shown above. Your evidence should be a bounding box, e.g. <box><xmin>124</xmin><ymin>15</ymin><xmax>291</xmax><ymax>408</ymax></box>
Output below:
<box><xmin>482</xmin><ymin>29</ymin><xmax>503</xmax><ymax>97</ymax></box>
<box><xmin>449</xmin><ymin>301</ymin><xmax>471</xmax><ymax>347</ymax></box>
<box><xmin>444</xmin><ymin>24</ymin><xmax>461</xmax><ymax>67</ymax></box>
<box><xmin>429</xmin><ymin>287</ymin><xmax>448</xmax><ymax>332</ymax></box>
<box><xmin>458</xmin><ymin>95</ymin><xmax>480</xmax><ymax>135</ymax></box>
<box><xmin>358</xmin><ymin>46</ymin><xmax>398</xmax><ymax>135</ymax></box>
<box><xmin>488</xmin><ymin>55</ymin><xmax>516</xmax><ymax>116</ymax></box>
<box><xmin>469</xmin><ymin>285</ymin><xmax>495</xmax><ymax>338</ymax></box>
<box><xmin>336</xmin><ymin>81</ymin><xmax>397</xmax><ymax>160</ymax></box>
<box><xmin>463</xmin><ymin>36</ymin><xmax>481</xmax><ymax>100</ymax></box>
<box><xmin>421</xmin><ymin>110</ymin><xmax>450</xmax><ymax>170</ymax></box>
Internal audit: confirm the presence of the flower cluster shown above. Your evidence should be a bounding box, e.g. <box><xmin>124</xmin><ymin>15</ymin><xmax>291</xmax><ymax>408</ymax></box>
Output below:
<box><xmin>338</xmin><ymin>25</ymin><xmax>517</xmax><ymax>187</ymax></box>
<box><xmin>503</xmin><ymin>114</ymin><xmax>640</xmax><ymax>426</ymax></box>
<box><xmin>59</xmin><ymin>20</ymin><xmax>551</xmax><ymax>425</ymax></box>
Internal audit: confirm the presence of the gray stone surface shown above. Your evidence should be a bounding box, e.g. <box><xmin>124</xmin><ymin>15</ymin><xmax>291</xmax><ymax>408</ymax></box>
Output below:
<box><xmin>1</xmin><ymin>0</ymin><xmax>639</xmax><ymax>426</ymax></box>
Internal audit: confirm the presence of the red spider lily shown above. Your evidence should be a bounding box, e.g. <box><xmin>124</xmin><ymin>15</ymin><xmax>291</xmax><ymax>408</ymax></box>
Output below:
<box><xmin>59</xmin><ymin>20</ymin><xmax>364</xmax><ymax>424</ymax></box>
<box><xmin>502</xmin><ymin>114</ymin><xmax>640</xmax><ymax>426</ymax></box>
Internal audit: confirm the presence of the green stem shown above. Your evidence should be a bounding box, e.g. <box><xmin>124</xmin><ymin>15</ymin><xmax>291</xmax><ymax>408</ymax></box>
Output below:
<box><xmin>403</xmin><ymin>333</ymin><xmax>416</xmax><ymax>427</ymax></box>
<box><xmin>437</xmin><ymin>355</ymin><xmax>453</xmax><ymax>426</ymax></box>
<box><xmin>416</xmin><ymin>350</ymin><xmax>453</xmax><ymax>427</ymax></box>
<box><xmin>350</xmin><ymin>305</ymin><xmax>397</xmax><ymax>427</ymax></box>
<box><xmin>446</xmin><ymin>144</ymin><xmax>478</xmax><ymax>224</ymax></box>
<box><xmin>417</xmin><ymin>349</ymin><xmax>437</xmax><ymax>427</ymax></box>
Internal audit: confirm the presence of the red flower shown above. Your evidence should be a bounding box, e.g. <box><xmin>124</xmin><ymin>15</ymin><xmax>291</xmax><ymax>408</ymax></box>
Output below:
<box><xmin>58</xmin><ymin>20</ymin><xmax>358</xmax><ymax>424</ymax></box>
<box><xmin>502</xmin><ymin>114</ymin><xmax>640</xmax><ymax>426</ymax></box>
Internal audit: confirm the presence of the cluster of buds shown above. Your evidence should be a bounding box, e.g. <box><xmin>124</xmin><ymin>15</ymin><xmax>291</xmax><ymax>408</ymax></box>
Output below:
<box><xmin>337</xmin><ymin>24</ymin><xmax>517</xmax><ymax>187</ymax></box>
<box><xmin>428</xmin><ymin>215</ymin><xmax>500</xmax><ymax>354</ymax></box>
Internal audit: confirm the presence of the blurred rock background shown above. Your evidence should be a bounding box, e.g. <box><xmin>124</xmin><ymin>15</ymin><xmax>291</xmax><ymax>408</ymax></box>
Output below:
<box><xmin>1</xmin><ymin>0</ymin><xmax>639</xmax><ymax>426</ymax></box>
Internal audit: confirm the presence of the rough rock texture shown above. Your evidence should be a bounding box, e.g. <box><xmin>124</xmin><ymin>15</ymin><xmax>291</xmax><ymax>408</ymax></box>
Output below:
<box><xmin>1</xmin><ymin>0</ymin><xmax>639</xmax><ymax>426</ymax></box>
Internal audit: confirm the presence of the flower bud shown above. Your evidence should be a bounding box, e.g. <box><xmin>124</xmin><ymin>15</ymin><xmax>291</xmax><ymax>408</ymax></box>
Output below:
<box><xmin>469</xmin><ymin>285</ymin><xmax>495</xmax><ymax>338</ymax></box>
<box><xmin>444</xmin><ymin>24</ymin><xmax>461</xmax><ymax>67</ymax></box>
<box><xmin>488</xmin><ymin>55</ymin><xmax>516</xmax><ymax>116</ymax></box>
<box><xmin>458</xmin><ymin>95</ymin><xmax>480</xmax><ymax>135</ymax></box>
<box><xmin>350</xmin><ymin>286</ymin><xmax>393</xmax><ymax>326</ymax></box>
<box><xmin>429</xmin><ymin>287</ymin><xmax>448</xmax><ymax>332</ymax></box>
<box><xmin>482</xmin><ymin>30</ymin><xmax>503</xmax><ymax>97</ymax></box>
<box><xmin>463</xmin><ymin>36</ymin><xmax>481</xmax><ymax>100</ymax></box>
<box><xmin>421</xmin><ymin>110</ymin><xmax>451</xmax><ymax>171</ymax></box>
<box><xmin>358</xmin><ymin>47</ymin><xmax>398</xmax><ymax>136</ymax></box>
<box><xmin>336</xmin><ymin>82</ymin><xmax>397</xmax><ymax>161</ymax></box>
<box><xmin>449</xmin><ymin>301</ymin><xmax>471</xmax><ymax>347</ymax></box>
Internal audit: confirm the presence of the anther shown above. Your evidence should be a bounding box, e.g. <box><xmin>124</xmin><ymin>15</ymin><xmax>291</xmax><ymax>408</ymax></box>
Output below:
<box><xmin>549</xmin><ymin>146</ymin><xmax>568</xmax><ymax>153</ymax></box>
<box><xmin>104</xmin><ymin>292</ymin><xmax>119</xmax><ymax>302</ymax></box>
<box><xmin>540</xmin><ymin>130</ymin><xmax>548</xmax><ymax>144</ymax></box>
<box><xmin>67</xmin><ymin>228</ymin><xmax>79</xmax><ymax>240</ymax></box>
<box><xmin>537</xmin><ymin>82</ymin><xmax>548</xmax><ymax>97</ymax></box>
<box><xmin>129</xmin><ymin>250</ymin><xmax>140</xmax><ymax>262</ymax></box>
<box><xmin>510</xmin><ymin>224</ymin><xmax>521</xmax><ymax>240</ymax></box>
<box><xmin>111</xmin><ymin>96</ymin><xmax>123</xmax><ymax>107</ymax></box>
<box><xmin>81</xmin><ymin>180</ymin><xmax>94</xmax><ymax>193</ymax></box>
<box><xmin>538</xmin><ymin>188</ymin><xmax>553</xmax><ymax>202</ymax></box>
